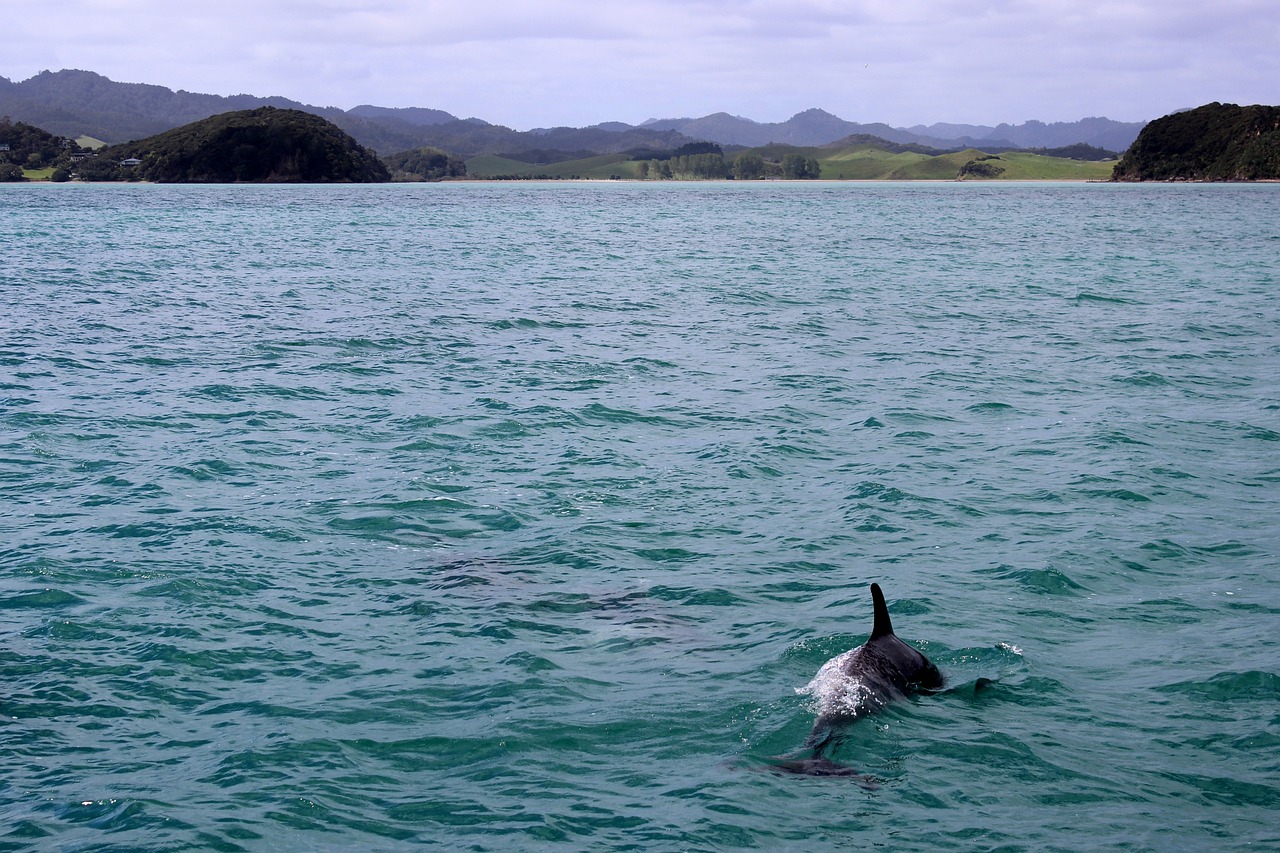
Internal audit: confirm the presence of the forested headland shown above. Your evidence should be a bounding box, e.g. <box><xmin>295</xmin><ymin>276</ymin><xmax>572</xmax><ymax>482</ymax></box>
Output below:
<box><xmin>77</xmin><ymin>108</ymin><xmax>390</xmax><ymax>183</ymax></box>
<box><xmin>1111</xmin><ymin>102</ymin><xmax>1280</xmax><ymax>181</ymax></box>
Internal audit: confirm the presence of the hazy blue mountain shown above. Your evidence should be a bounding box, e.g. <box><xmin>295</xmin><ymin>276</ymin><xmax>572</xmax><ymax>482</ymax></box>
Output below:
<box><xmin>907</xmin><ymin>117</ymin><xmax>1145</xmax><ymax>152</ymax></box>
<box><xmin>640</xmin><ymin>108</ymin><xmax>931</xmax><ymax>148</ymax></box>
<box><xmin>0</xmin><ymin>70</ymin><xmax>690</xmax><ymax>157</ymax></box>
<box><xmin>347</xmin><ymin>104</ymin><xmax>458</xmax><ymax>126</ymax></box>
<box><xmin>638</xmin><ymin>108</ymin><xmax>1142</xmax><ymax>150</ymax></box>
<box><xmin>1</xmin><ymin>68</ymin><xmax>1148</xmax><ymax>158</ymax></box>
<box><xmin>903</xmin><ymin>121</ymin><xmax>993</xmax><ymax>139</ymax></box>
<box><xmin>0</xmin><ymin>69</ymin><xmax>338</xmax><ymax>142</ymax></box>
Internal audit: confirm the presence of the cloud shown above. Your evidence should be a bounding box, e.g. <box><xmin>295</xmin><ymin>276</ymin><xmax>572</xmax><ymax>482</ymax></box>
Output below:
<box><xmin>4</xmin><ymin>0</ymin><xmax>1278</xmax><ymax>128</ymax></box>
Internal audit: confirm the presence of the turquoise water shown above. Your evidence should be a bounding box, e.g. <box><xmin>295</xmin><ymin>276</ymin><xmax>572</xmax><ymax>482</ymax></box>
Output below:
<box><xmin>2</xmin><ymin>181</ymin><xmax>1278</xmax><ymax>851</ymax></box>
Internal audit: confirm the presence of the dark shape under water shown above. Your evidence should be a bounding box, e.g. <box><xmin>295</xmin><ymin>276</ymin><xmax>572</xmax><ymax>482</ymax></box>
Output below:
<box><xmin>770</xmin><ymin>583</ymin><xmax>943</xmax><ymax>781</ymax></box>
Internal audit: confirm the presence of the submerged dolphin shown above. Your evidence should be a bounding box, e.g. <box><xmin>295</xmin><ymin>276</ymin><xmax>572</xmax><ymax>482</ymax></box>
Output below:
<box><xmin>771</xmin><ymin>583</ymin><xmax>942</xmax><ymax>778</ymax></box>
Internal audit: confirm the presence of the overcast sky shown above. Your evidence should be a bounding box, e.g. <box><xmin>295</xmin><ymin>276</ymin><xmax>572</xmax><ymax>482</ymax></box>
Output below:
<box><xmin>5</xmin><ymin>1</ymin><xmax>1277</xmax><ymax>130</ymax></box>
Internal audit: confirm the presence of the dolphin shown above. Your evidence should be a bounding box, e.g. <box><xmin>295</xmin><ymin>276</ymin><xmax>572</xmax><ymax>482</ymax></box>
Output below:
<box><xmin>770</xmin><ymin>582</ymin><xmax>942</xmax><ymax>779</ymax></box>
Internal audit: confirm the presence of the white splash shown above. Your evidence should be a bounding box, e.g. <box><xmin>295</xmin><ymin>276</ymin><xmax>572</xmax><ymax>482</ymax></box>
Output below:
<box><xmin>796</xmin><ymin>650</ymin><xmax>882</xmax><ymax>718</ymax></box>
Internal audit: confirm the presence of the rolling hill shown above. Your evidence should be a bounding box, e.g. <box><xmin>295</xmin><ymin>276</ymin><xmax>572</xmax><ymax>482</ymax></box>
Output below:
<box><xmin>78</xmin><ymin>107</ymin><xmax>390</xmax><ymax>183</ymax></box>
<box><xmin>465</xmin><ymin>139</ymin><xmax>1117</xmax><ymax>181</ymax></box>
<box><xmin>2</xmin><ymin>69</ymin><xmax>1146</xmax><ymax>165</ymax></box>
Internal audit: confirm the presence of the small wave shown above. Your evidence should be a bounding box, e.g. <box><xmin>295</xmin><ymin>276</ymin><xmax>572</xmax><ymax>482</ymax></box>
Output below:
<box><xmin>1155</xmin><ymin>670</ymin><xmax>1280</xmax><ymax>702</ymax></box>
<box><xmin>647</xmin><ymin>585</ymin><xmax>748</xmax><ymax>606</ymax></box>
<box><xmin>1115</xmin><ymin>371</ymin><xmax>1171</xmax><ymax>386</ymax></box>
<box><xmin>1243</xmin><ymin>425</ymin><xmax>1280</xmax><ymax>442</ymax></box>
<box><xmin>0</xmin><ymin>588</ymin><xmax>85</xmax><ymax>609</ymax></box>
<box><xmin>1153</xmin><ymin>770</ymin><xmax>1280</xmax><ymax>808</ymax></box>
<box><xmin>981</xmin><ymin>565</ymin><xmax>1087</xmax><ymax>595</ymax></box>
<box><xmin>965</xmin><ymin>401</ymin><xmax>1018</xmax><ymax>413</ymax></box>
<box><xmin>166</xmin><ymin>458</ymin><xmax>242</xmax><ymax>482</ymax></box>
<box><xmin>1071</xmin><ymin>291</ymin><xmax>1141</xmax><ymax>305</ymax></box>
<box><xmin>53</xmin><ymin>799</ymin><xmax>154</xmax><ymax>832</ymax></box>
<box><xmin>579</xmin><ymin>403</ymin><xmax>684</xmax><ymax>427</ymax></box>
<box><xmin>847</xmin><ymin>481</ymin><xmax>908</xmax><ymax>503</ymax></box>
<box><xmin>1080</xmin><ymin>487</ymin><xmax>1152</xmax><ymax>502</ymax></box>
<box><xmin>489</xmin><ymin>317</ymin><xmax>544</xmax><ymax>329</ymax></box>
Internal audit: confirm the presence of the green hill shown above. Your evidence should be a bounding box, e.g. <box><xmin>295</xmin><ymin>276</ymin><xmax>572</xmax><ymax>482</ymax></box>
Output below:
<box><xmin>1111</xmin><ymin>102</ymin><xmax>1280</xmax><ymax>181</ymax></box>
<box><xmin>0</xmin><ymin>116</ymin><xmax>88</xmax><ymax>181</ymax></box>
<box><xmin>78</xmin><ymin>107</ymin><xmax>390</xmax><ymax>183</ymax></box>
<box><xmin>461</xmin><ymin>137</ymin><xmax>1116</xmax><ymax>182</ymax></box>
<box><xmin>815</xmin><ymin>143</ymin><xmax>1113</xmax><ymax>180</ymax></box>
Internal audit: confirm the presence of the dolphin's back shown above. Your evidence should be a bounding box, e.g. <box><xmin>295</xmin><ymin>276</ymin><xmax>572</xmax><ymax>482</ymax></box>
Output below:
<box><xmin>775</xmin><ymin>583</ymin><xmax>942</xmax><ymax>778</ymax></box>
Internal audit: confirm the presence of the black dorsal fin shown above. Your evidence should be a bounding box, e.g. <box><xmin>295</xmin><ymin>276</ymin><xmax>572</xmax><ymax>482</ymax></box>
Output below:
<box><xmin>869</xmin><ymin>583</ymin><xmax>894</xmax><ymax>640</ymax></box>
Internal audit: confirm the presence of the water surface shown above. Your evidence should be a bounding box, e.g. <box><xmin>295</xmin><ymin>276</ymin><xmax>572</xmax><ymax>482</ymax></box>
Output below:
<box><xmin>2</xmin><ymin>182</ymin><xmax>1278</xmax><ymax>851</ymax></box>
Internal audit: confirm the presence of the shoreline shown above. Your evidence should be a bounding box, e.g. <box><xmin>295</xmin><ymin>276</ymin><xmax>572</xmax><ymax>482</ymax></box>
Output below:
<box><xmin>9</xmin><ymin>175</ymin><xmax>1280</xmax><ymax>186</ymax></box>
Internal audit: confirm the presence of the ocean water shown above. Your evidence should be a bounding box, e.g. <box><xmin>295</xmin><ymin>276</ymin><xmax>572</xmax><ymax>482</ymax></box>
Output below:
<box><xmin>1</xmin><ymin>181</ymin><xmax>1278</xmax><ymax>852</ymax></box>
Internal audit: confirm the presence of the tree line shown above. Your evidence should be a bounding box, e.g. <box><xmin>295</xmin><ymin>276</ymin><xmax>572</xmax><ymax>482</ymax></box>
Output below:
<box><xmin>634</xmin><ymin>145</ymin><xmax>821</xmax><ymax>180</ymax></box>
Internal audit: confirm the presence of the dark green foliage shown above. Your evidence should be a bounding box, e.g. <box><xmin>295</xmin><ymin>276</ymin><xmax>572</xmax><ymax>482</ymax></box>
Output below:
<box><xmin>728</xmin><ymin>147</ymin><xmax>819</xmax><ymax>179</ymax></box>
<box><xmin>1111</xmin><ymin>102</ymin><xmax>1280</xmax><ymax>181</ymax></box>
<box><xmin>781</xmin><ymin>152</ymin><xmax>821</xmax><ymax>179</ymax></box>
<box><xmin>0</xmin><ymin>115</ymin><xmax>84</xmax><ymax>172</ymax></box>
<box><xmin>958</xmin><ymin>158</ymin><xmax>1006</xmax><ymax>178</ymax></box>
<box><xmin>733</xmin><ymin>152</ymin><xmax>765</xmax><ymax>180</ymax></box>
<box><xmin>671</xmin><ymin>152</ymin><xmax>728</xmax><ymax>178</ymax></box>
<box><xmin>1015</xmin><ymin>143</ymin><xmax>1117</xmax><ymax>161</ymax></box>
<box><xmin>74</xmin><ymin>155</ymin><xmax>128</xmax><ymax>181</ymax></box>
<box><xmin>636</xmin><ymin>152</ymin><xmax>728</xmax><ymax>179</ymax></box>
<box><xmin>0</xmin><ymin>162</ymin><xmax>25</xmax><ymax>181</ymax></box>
<box><xmin>672</xmin><ymin>141</ymin><xmax>723</xmax><ymax>157</ymax></box>
<box><xmin>382</xmin><ymin>146</ymin><xmax>467</xmax><ymax>181</ymax></box>
<box><xmin>85</xmin><ymin>107</ymin><xmax>390</xmax><ymax>183</ymax></box>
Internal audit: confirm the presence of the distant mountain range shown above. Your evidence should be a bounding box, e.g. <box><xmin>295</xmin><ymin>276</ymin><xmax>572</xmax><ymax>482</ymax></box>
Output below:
<box><xmin>0</xmin><ymin>69</ymin><xmax>1147</xmax><ymax>158</ymax></box>
<box><xmin>640</xmin><ymin>109</ymin><xmax>1144</xmax><ymax>152</ymax></box>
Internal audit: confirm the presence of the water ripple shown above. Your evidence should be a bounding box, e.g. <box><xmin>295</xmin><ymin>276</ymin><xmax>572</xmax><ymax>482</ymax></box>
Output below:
<box><xmin>2</xmin><ymin>182</ymin><xmax>1278</xmax><ymax>851</ymax></box>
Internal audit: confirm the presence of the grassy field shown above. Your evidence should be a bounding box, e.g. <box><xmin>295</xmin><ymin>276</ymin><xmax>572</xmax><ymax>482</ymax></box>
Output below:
<box><xmin>21</xmin><ymin>167</ymin><xmax>56</xmax><ymax>181</ymax></box>
<box><xmin>977</xmin><ymin>151</ymin><xmax>1116</xmax><ymax>180</ymax></box>
<box><xmin>816</xmin><ymin>145</ymin><xmax>1115</xmax><ymax>180</ymax></box>
<box><xmin>467</xmin><ymin>143</ymin><xmax>1116</xmax><ymax>181</ymax></box>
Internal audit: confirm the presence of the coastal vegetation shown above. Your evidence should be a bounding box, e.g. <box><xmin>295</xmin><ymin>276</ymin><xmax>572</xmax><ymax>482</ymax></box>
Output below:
<box><xmin>1111</xmin><ymin>102</ymin><xmax>1280</xmax><ymax>181</ymax></box>
<box><xmin>382</xmin><ymin>146</ymin><xmax>467</xmax><ymax>181</ymax></box>
<box><xmin>3</xmin><ymin>109</ymin><xmax>1121</xmax><ymax>184</ymax></box>
<box><xmin>462</xmin><ymin>139</ymin><xmax>1113</xmax><ymax>181</ymax></box>
<box><xmin>76</xmin><ymin>108</ymin><xmax>390</xmax><ymax>182</ymax></box>
<box><xmin>0</xmin><ymin>116</ymin><xmax>88</xmax><ymax>181</ymax></box>
<box><xmin>19</xmin><ymin>77</ymin><xmax>1275</xmax><ymax>184</ymax></box>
